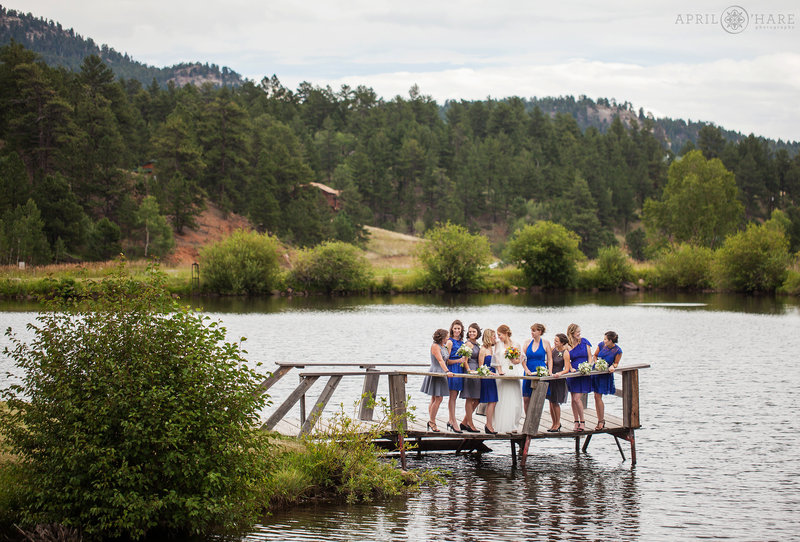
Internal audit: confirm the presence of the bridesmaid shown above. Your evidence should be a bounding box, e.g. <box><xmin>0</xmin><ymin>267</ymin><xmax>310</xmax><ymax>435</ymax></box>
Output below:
<box><xmin>566</xmin><ymin>323</ymin><xmax>592</xmax><ymax>432</ymax></box>
<box><xmin>445</xmin><ymin>319</ymin><xmax>466</xmax><ymax>433</ymax></box>
<box><xmin>459</xmin><ymin>322</ymin><xmax>482</xmax><ymax>432</ymax></box>
<box><xmin>477</xmin><ymin>328</ymin><xmax>498</xmax><ymax>434</ymax></box>
<box><xmin>522</xmin><ymin>323</ymin><xmax>551</xmax><ymax>413</ymax></box>
<box><xmin>591</xmin><ymin>330</ymin><xmax>622</xmax><ymax>430</ymax></box>
<box><xmin>546</xmin><ymin>333</ymin><xmax>571</xmax><ymax>432</ymax></box>
<box><xmin>420</xmin><ymin>328</ymin><xmax>453</xmax><ymax>432</ymax></box>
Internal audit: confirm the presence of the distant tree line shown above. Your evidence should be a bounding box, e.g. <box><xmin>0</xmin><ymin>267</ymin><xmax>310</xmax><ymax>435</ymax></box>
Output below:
<box><xmin>0</xmin><ymin>7</ymin><xmax>245</xmax><ymax>87</ymax></box>
<box><xmin>1</xmin><ymin>42</ymin><xmax>800</xmax><ymax>267</ymax></box>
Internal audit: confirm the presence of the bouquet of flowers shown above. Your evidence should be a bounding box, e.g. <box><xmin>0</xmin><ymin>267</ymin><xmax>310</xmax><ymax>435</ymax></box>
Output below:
<box><xmin>475</xmin><ymin>365</ymin><xmax>492</xmax><ymax>377</ymax></box>
<box><xmin>504</xmin><ymin>346</ymin><xmax>520</xmax><ymax>360</ymax></box>
<box><xmin>578</xmin><ymin>361</ymin><xmax>592</xmax><ymax>375</ymax></box>
<box><xmin>595</xmin><ymin>359</ymin><xmax>609</xmax><ymax>372</ymax></box>
<box><xmin>456</xmin><ymin>343</ymin><xmax>473</xmax><ymax>358</ymax></box>
<box><xmin>504</xmin><ymin>346</ymin><xmax>520</xmax><ymax>370</ymax></box>
<box><xmin>535</xmin><ymin>366</ymin><xmax>549</xmax><ymax>377</ymax></box>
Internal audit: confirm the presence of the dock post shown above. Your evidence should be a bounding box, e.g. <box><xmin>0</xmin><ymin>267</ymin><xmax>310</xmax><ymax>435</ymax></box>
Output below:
<box><xmin>299</xmin><ymin>374</ymin><xmax>306</xmax><ymax>425</ymax></box>
<box><xmin>581</xmin><ymin>433</ymin><xmax>592</xmax><ymax>452</ymax></box>
<box><xmin>614</xmin><ymin>435</ymin><xmax>626</xmax><ymax>461</ymax></box>
<box><xmin>575</xmin><ymin>436</ymin><xmax>581</xmax><ymax>454</ymax></box>
<box><xmin>388</xmin><ymin>373</ymin><xmax>408</xmax><ymax>470</ymax></box>
<box><xmin>359</xmin><ymin>368</ymin><xmax>380</xmax><ymax>421</ymax></box>
<box><xmin>520</xmin><ymin>436</ymin><xmax>531</xmax><ymax>468</ymax></box>
<box><xmin>510</xmin><ymin>440</ymin><xmax>517</xmax><ymax>468</ymax></box>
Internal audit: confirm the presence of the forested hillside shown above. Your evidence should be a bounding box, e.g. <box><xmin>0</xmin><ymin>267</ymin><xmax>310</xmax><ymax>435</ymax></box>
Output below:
<box><xmin>0</xmin><ymin>6</ymin><xmax>244</xmax><ymax>87</ymax></box>
<box><xmin>2</xmin><ymin>40</ymin><xmax>800</xmax><ymax>267</ymax></box>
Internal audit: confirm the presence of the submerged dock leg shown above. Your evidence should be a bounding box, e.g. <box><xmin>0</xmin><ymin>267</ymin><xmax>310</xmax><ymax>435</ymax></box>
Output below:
<box><xmin>620</xmin><ymin>429</ymin><xmax>637</xmax><ymax>465</ymax></box>
<box><xmin>510</xmin><ymin>440</ymin><xmax>517</xmax><ymax>468</ymax></box>
<box><xmin>520</xmin><ymin>436</ymin><xmax>531</xmax><ymax>467</ymax></box>
<box><xmin>581</xmin><ymin>433</ymin><xmax>592</xmax><ymax>453</ymax></box>
<box><xmin>575</xmin><ymin>436</ymin><xmax>580</xmax><ymax>454</ymax></box>
<box><xmin>614</xmin><ymin>435</ymin><xmax>626</xmax><ymax>462</ymax></box>
<box><xmin>398</xmin><ymin>433</ymin><xmax>407</xmax><ymax>470</ymax></box>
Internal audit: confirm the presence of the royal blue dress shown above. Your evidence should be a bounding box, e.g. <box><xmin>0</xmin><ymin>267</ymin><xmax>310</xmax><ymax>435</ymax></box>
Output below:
<box><xmin>523</xmin><ymin>339</ymin><xmax>547</xmax><ymax>398</ymax></box>
<box><xmin>567</xmin><ymin>338</ymin><xmax>592</xmax><ymax>394</ymax></box>
<box><xmin>479</xmin><ymin>354</ymin><xmax>498</xmax><ymax>403</ymax></box>
<box><xmin>592</xmin><ymin>343</ymin><xmax>622</xmax><ymax>395</ymax></box>
<box><xmin>447</xmin><ymin>338</ymin><xmax>465</xmax><ymax>391</ymax></box>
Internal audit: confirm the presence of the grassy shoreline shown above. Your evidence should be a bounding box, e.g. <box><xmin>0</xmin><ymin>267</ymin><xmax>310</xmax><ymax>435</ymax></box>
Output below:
<box><xmin>2</xmin><ymin>260</ymin><xmax>798</xmax><ymax>299</ymax></box>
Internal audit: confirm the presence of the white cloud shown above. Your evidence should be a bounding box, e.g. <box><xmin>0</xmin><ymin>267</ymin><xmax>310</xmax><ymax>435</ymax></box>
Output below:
<box><xmin>9</xmin><ymin>0</ymin><xmax>800</xmax><ymax>140</ymax></box>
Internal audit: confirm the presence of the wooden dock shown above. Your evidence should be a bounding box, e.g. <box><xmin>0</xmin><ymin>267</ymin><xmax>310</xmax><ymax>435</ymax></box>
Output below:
<box><xmin>258</xmin><ymin>362</ymin><xmax>649</xmax><ymax>468</ymax></box>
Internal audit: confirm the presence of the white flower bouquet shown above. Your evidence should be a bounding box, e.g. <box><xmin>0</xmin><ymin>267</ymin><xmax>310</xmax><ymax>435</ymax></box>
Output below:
<box><xmin>475</xmin><ymin>365</ymin><xmax>492</xmax><ymax>377</ymax></box>
<box><xmin>595</xmin><ymin>359</ymin><xmax>609</xmax><ymax>372</ymax></box>
<box><xmin>578</xmin><ymin>361</ymin><xmax>592</xmax><ymax>375</ymax></box>
<box><xmin>456</xmin><ymin>343</ymin><xmax>473</xmax><ymax>358</ymax></box>
<box><xmin>535</xmin><ymin>366</ymin><xmax>549</xmax><ymax>377</ymax></box>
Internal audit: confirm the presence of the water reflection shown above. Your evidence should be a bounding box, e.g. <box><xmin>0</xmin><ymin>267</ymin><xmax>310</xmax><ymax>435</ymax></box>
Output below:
<box><xmin>184</xmin><ymin>291</ymin><xmax>800</xmax><ymax>316</ymax></box>
<box><xmin>246</xmin><ymin>453</ymin><xmax>641</xmax><ymax>541</ymax></box>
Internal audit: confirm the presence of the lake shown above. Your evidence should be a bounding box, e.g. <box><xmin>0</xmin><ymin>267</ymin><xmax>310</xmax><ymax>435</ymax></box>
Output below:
<box><xmin>2</xmin><ymin>291</ymin><xmax>800</xmax><ymax>540</ymax></box>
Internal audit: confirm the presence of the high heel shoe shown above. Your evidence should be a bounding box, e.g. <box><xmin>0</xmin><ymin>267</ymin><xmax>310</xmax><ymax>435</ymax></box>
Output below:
<box><xmin>547</xmin><ymin>424</ymin><xmax>562</xmax><ymax>433</ymax></box>
<box><xmin>577</xmin><ymin>420</ymin><xmax>585</xmax><ymax>432</ymax></box>
<box><xmin>447</xmin><ymin>422</ymin><xmax>463</xmax><ymax>434</ymax></box>
<box><xmin>484</xmin><ymin>426</ymin><xmax>498</xmax><ymax>435</ymax></box>
<box><xmin>595</xmin><ymin>419</ymin><xmax>605</xmax><ymax>430</ymax></box>
<box><xmin>426</xmin><ymin>421</ymin><xmax>440</xmax><ymax>433</ymax></box>
<box><xmin>460</xmin><ymin>422</ymin><xmax>479</xmax><ymax>433</ymax></box>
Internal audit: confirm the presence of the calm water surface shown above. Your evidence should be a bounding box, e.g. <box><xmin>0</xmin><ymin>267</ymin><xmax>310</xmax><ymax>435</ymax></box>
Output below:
<box><xmin>2</xmin><ymin>292</ymin><xmax>800</xmax><ymax>540</ymax></box>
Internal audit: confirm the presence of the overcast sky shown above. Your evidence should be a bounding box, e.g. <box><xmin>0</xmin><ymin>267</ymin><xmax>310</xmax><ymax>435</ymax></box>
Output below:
<box><xmin>10</xmin><ymin>0</ymin><xmax>800</xmax><ymax>141</ymax></box>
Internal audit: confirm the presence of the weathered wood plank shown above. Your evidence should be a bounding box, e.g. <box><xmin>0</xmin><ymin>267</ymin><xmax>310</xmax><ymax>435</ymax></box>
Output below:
<box><xmin>359</xmin><ymin>369</ymin><xmax>380</xmax><ymax>421</ymax></box>
<box><xmin>255</xmin><ymin>365</ymin><xmax>293</xmax><ymax>395</ymax></box>
<box><xmin>300</xmin><ymin>375</ymin><xmax>343</xmax><ymax>435</ymax></box>
<box><xmin>262</xmin><ymin>376</ymin><xmax>320</xmax><ymax>430</ymax></box>
<box><xmin>622</xmin><ymin>370</ymin><xmax>640</xmax><ymax>428</ymax></box>
<box><xmin>521</xmin><ymin>380</ymin><xmax>549</xmax><ymax>436</ymax></box>
<box><xmin>388</xmin><ymin>374</ymin><xmax>407</xmax><ymax>432</ymax></box>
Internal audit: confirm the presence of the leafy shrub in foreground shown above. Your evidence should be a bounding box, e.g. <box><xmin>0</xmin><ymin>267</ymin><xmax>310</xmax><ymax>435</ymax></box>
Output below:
<box><xmin>504</xmin><ymin>221</ymin><xmax>584</xmax><ymax>288</ymax></box>
<box><xmin>655</xmin><ymin>243</ymin><xmax>715</xmax><ymax>290</ymax></box>
<box><xmin>200</xmin><ymin>229</ymin><xmax>282</xmax><ymax>294</ymax></box>
<box><xmin>713</xmin><ymin>223</ymin><xmax>791</xmax><ymax>292</ymax></box>
<box><xmin>0</xmin><ymin>264</ymin><xmax>270</xmax><ymax>539</ymax></box>
<box><xmin>289</xmin><ymin>241</ymin><xmax>372</xmax><ymax>293</ymax></box>
<box><xmin>415</xmin><ymin>222</ymin><xmax>490</xmax><ymax>291</ymax></box>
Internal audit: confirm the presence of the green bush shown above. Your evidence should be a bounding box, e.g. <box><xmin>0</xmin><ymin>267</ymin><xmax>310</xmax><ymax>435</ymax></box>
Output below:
<box><xmin>625</xmin><ymin>228</ymin><xmax>647</xmax><ymax>261</ymax></box>
<box><xmin>593</xmin><ymin>246</ymin><xmax>633</xmax><ymax>289</ymax></box>
<box><xmin>504</xmin><ymin>221</ymin><xmax>585</xmax><ymax>288</ymax></box>
<box><xmin>655</xmin><ymin>243</ymin><xmax>715</xmax><ymax>290</ymax></box>
<box><xmin>0</xmin><ymin>263</ymin><xmax>270</xmax><ymax>539</ymax></box>
<box><xmin>415</xmin><ymin>222</ymin><xmax>490</xmax><ymax>291</ymax></box>
<box><xmin>713</xmin><ymin>223</ymin><xmax>791</xmax><ymax>292</ymax></box>
<box><xmin>200</xmin><ymin>229</ymin><xmax>282</xmax><ymax>294</ymax></box>
<box><xmin>289</xmin><ymin>241</ymin><xmax>372</xmax><ymax>293</ymax></box>
<box><xmin>781</xmin><ymin>268</ymin><xmax>800</xmax><ymax>295</ymax></box>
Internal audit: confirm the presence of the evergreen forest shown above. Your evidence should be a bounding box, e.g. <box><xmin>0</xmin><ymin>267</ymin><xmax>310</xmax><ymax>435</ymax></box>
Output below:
<box><xmin>1</xmin><ymin>37</ymin><xmax>800</xmax><ymax>266</ymax></box>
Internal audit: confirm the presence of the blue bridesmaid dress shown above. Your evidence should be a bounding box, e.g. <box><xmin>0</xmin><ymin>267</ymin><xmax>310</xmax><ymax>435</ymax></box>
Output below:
<box><xmin>592</xmin><ymin>343</ymin><xmax>622</xmax><ymax>395</ymax></box>
<box><xmin>479</xmin><ymin>354</ymin><xmax>498</xmax><ymax>403</ymax></box>
<box><xmin>566</xmin><ymin>338</ymin><xmax>592</xmax><ymax>394</ymax></box>
<box><xmin>523</xmin><ymin>339</ymin><xmax>547</xmax><ymax>398</ymax></box>
<box><xmin>447</xmin><ymin>338</ymin><xmax>465</xmax><ymax>391</ymax></box>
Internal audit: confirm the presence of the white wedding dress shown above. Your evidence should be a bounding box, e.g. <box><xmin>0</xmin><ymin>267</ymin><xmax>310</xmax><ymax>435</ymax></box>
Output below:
<box><xmin>492</xmin><ymin>342</ymin><xmax>523</xmax><ymax>433</ymax></box>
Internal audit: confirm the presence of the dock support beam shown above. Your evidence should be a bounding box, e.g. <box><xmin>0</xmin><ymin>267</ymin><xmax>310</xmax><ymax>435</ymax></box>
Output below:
<box><xmin>359</xmin><ymin>368</ymin><xmax>380</xmax><ymax>421</ymax></box>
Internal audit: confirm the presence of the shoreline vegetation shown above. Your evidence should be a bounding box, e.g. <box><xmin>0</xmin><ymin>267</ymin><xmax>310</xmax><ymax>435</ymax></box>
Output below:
<box><xmin>0</xmin><ymin>266</ymin><xmax>442</xmax><ymax>541</ymax></box>
<box><xmin>1</xmin><ymin>224</ymin><xmax>798</xmax><ymax>299</ymax></box>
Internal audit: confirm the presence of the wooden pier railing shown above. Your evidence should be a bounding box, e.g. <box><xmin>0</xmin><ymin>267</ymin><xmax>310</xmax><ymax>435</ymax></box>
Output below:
<box><xmin>258</xmin><ymin>362</ymin><xmax>649</xmax><ymax>468</ymax></box>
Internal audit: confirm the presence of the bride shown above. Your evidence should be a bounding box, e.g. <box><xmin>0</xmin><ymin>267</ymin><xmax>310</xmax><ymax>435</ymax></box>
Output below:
<box><xmin>492</xmin><ymin>324</ymin><xmax>523</xmax><ymax>433</ymax></box>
